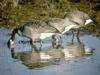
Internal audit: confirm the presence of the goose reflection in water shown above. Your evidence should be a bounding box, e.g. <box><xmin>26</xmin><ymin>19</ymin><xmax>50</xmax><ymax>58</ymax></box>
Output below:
<box><xmin>8</xmin><ymin>36</ymin><xmax>94</xmax><ymax>69</ymax></box>
<box><xmin>10</xmin><ymin>47</ymin><xmax>64</xmax><ymax>69</ymax></box>
<box><xmin>63</xmin><ymin>36</ymin><xmax>95</xmax><ymax>59</ymax></box>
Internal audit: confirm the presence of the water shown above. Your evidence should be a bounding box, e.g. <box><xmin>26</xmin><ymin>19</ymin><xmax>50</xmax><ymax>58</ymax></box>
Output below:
<box><xmin>0</xmin><ymin>27</ymin><xmax>100</xmax><ymax>75</ymax></box>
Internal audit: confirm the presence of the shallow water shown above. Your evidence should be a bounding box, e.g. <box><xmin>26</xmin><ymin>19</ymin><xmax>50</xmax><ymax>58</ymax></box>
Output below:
<box><xmin>0</xmin><ymin>27</ymin><xmax>100</xmax><ymax>75</ymax></box>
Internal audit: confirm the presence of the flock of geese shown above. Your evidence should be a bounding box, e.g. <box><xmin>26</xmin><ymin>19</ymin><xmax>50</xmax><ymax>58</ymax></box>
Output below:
<box><xmin>7</xmin><ymin>10</ymin><xmax>96</xmax><ymax>68</ymax></box>
<box><xmin>7</xmin><ymin>10</ymin><xmax>94</xmax><ymax>50</ymax></box>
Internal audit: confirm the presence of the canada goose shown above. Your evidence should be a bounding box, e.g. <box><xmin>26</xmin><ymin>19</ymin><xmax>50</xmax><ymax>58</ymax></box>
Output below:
<box><xmin>47</xmin><ymin>10</ymin><xmax>93</xmax><ymax>38</ymax></box>
<box><xmin>45</xmin><ymin>10</ymin><xmax>93</xmax><ymax>45</ymax></box>
<box><xmin>7</xmin><ymin>19</ymin><xmax>60</xmax><ymax>50</ymax></box>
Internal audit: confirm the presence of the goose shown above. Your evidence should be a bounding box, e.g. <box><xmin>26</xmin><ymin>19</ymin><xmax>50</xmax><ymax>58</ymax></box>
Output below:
<box><xmin>46</xmin><ymin>10</ymin><xmax>93</xmax><ymax>38</ymax></box>
<box><xmin>7</xmin><ymin>19</ymin><xmax>60</xmax><ymax>50</ymax></box>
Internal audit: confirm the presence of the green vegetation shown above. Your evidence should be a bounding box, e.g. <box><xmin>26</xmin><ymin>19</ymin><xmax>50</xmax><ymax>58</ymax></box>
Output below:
<box><xmin>0</xmin><ymin>0</ymin><xmax>100</xmax><ymax>34</ymax></box>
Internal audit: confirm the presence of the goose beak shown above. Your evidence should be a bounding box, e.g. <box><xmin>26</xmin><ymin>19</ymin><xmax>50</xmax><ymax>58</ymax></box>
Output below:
<box><xmin>85</xmin><ymin>19</ymin><xmax>93</xmax><ymax>25</ymax></box>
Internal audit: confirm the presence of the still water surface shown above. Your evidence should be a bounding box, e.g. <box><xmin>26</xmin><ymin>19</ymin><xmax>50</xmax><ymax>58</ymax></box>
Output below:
<box><xmin>0</xmin><ymin>27</ymin><xmax>100</xmax><ymax>75</ymax></box>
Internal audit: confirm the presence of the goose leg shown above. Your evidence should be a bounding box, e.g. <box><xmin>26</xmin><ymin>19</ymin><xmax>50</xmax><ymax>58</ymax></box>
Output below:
<box><xmin>71</xmin><ymin>30</ymin><xmax>75</xmax><ymax>43</ymax></box>
<box><xmin>30</xmin><ymin>39</ymin><xmax>38</xmax><ymax>51</ymax></box>
<box><xmin>76</xmin><ymin>28</ymin><xmax>80</xmax><ymax>38</ymax></box>
<box><xmin>52</xmin><ymin>35</ymin><xmax>56</xmax><ymax>48</ymax></box>
<box><xmin>32</xmin><ymin>39</ymin><xmax>43</xmax><ymax>51</ymax></box>
<box><xmin>52</xmin><ymin>35</ymin><xmax>61</xmax><ymax>48</ymax></box>
<box><xmin>38</xmin><ymin>39</ymin><xmax>42</xmax><ymax>50</ymax></box>
<box><xmin>76</xmin><ymin>28</ymin><xmax>80</xmax><ymax>42</ymax></box>
<box><xmin>11</xmin><ymin>48</ymin><xmax>16</xmax><ymax>58</ymax></box>
<box><xmin>59</xmin><ymin>35</ymin><xmax>62</xmax><ymax>45</ymax></box>
<box><xmin>30</xmin><ymin>39</ymin><xmax>33</xmax><ymax>47</ymax></box>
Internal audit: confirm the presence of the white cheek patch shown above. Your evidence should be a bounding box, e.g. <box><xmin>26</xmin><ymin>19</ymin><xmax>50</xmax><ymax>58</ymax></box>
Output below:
<box><xmin>62</xmin><ymin>25</ymin><xmax>77</xmax><ymax>34</ymax></box>
<box><xmin>40</xmin><ymin>33</ymin><xmax>55</xmax><ymax>39</ymax></box>
<box><xmin>85</xmin><ymin>19</ymin><xmax>93</xmax><ymax>25</ymax></box>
